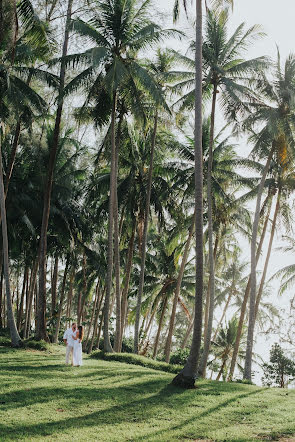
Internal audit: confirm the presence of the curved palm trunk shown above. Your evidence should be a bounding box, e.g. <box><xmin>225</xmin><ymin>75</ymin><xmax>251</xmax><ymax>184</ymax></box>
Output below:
<box><xmin>152</xmin><ymin>296</ymin><xmax>168</xmax><ymax>359</ymax></box>
<box><xmin>103</xmin><ymin>91</ymin><xmax>117</xmax><ymax>353</ymax></box>
<box><xmin>254</xmin><ymin>189</ymin><xmax>280</xmax><ymax>320</ymax></box>
<box><xmin>197</xmin><ymin>85</ymin><xmax>218</xmax><ymax>378</ymax></box>
<box><xmin>244</xmin><ymin>143</ymin><xmax>276</xmax><ymax>381</ymax></box>
<box><xmin>134</xmin><ymin>112</ymin><xmax>158</xmax><ymax>353</ymax></box>
<box><xmin>172</xmin><ymin>0</ymin><xmax>203</xmax><ymax>389</ymax></box>
<box><xmin>228</xmin><ymin>195</ymin><xmax>272</xmax><ymax>381</ymax></box>
<box><xmin>53</xmin><ymin>257</ymin><xmax>70</xmax><ymax>343</ymax></box>
<box><xmin>216</xmin><ymin>358</ymin><xmax>227</xmax><ymax>381</ymax></box>
<box><xmin>164</xmin><ymin>215</ymin><xmax>195</xmax><ymax>363</ymax></box>
<box><xmin>0</xmin><ymin>135</ymin><xmax>21</xmax><ymax>346</ymax></box>
<box><xmin>36</xmin><ymin>0</ymin><xmax>73</xmax><ymax>341</ymax></box>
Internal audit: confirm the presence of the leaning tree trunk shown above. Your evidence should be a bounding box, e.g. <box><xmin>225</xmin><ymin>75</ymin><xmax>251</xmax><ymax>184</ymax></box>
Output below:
<box><xmin>134</xmin><ymin>112</ymin><xmax>158</xmax><ymax>353</ymax></box>
<box><xmin>36</xmin><ymin>0</ymin><xmax>73</xmax><ymax>341</ymax></box>
<box><xmin>243</xmin><ymin>142</ymin><xmax>276</xmax><ymax>381</ymax></box>
<box><xmin>254</xmin><ymin>188</ymin><xmax>280</xmax><ymax>320</ymax></box>
<box><xmin>197</xmin><ymin>84</ymin><xmax>218</xmax><ymax>378</ymax></box>
<box><xmin>103</xmin><ymin>91</ymin><xmax>117</xmax><ymax>353</ymax></box>
<box><xmin>228</xmin><ymin>195</ymin><xmax>272</xmax><ymax>381</ymax></box>
<box><xmin>152</xmin><ymin>296</ymin><xmax>168</xmax><ymax>359</ymax></box>
<box><xmin>172</xmin><ymin>0</ymin><xmax>203</xmax><ymax>389</ymax></box>
<box><xmin>165</xmin><ymin>215</ymin><xmax>195</xmax><ymax>363</ymax></box>
<box><xmin>53</xmin><ymin>256</ymin><xmax>70</xmax><ymax>343</ymax></box>
<box><xmin>0</xmin><ymin>133</ymin><xmax>21</xmax><ymax>346</ymax></box>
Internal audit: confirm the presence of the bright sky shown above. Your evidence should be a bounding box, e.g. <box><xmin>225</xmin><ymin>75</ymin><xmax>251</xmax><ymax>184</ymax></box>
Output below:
<box><xmin>155</xmin><ymin>0</ymin><xmax>295</xmax><ymax>377</ymax></box>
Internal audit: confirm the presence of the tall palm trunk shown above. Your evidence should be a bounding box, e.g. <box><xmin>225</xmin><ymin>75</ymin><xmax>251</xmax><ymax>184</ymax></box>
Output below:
<box><xmin>51</xmin><ymin>254</ymin><xmax>58</xmax><ymax>316</ymax></box>
<box><xmin>88</xmin><ymin>287</ymin><xmax>104</xmax><ymax>354</ymax></box>
<box><xmin>198</xmin><ymin>84</ymin><xmax>218</xmax><ymax>378</ymax></box>
<box><xmin>113</xmin><ymin>116</ymin><xmax>123</xmax><ymax>352</ymax></box>
<box><xmin>103</xmin><ymin>91</ymin><xmax>117</xmax><ymax>353</ymax></box>
<box><xmin>172</xmin><ymin>0</ymin><xmax>203</xmax><ymax>388</ymax></box>
<box><xmin>228</xmin><ymin>196</ymin><xmax>272</xmax><ymax>380</ymax></box>
<box><xmin>17</xmin><ymin>265</ymin><xmax>28</xmax><ymax>331</ymax></box>
<box><xmin>244</xmin><ymin>143</ymin><xmax>276</xmax><ymax>381</ymax></box>
<box><xmin>36</xmin><ymin>0</ymin><xmax>73</xmax><ymax>341</ymax></box>
<box><xmin>254</xmin><ymin>189</ymin><xmax>280</xmax><ymax>320</ymax></box>
<box><xmin>84</xmin><ymin>282</ymin><xmax>99</xmax><ymax>350</ymax></box>
<box><xmin>24</xmin><ymin>258</ymin><xmax>38</xmax><ymax>338</ymax></box>
<box><xmin>165</xmin><ymin>215</ymin><xmax>195</xmax><ymax>363</ymax></box>
<box><xmin>134</xmin><ymin>112</ymin><xmax>158</xmax><ymax>353</ymax></box>
<box><xmin>216</xmin><ymin>358</ymin><xmax>227</xmax><ymax>381</ymax></box>
<box><xmin>152</xmin><ymin>296</ymin><xmax>168</xmax><ymax>359</ymax></box>
<box><xmin>53</xmin><ymin>257</ymin><xmax>70</xmax><ymax>343</ymax></box>
<box><xmin>0</xmin><ymin>134</ymin><xmax>20</xmax><ymax>346</ymax></box>
<box><xmin>212</xmin><ymin>290</ymin><xmax>232</xmax><ymax>343</ymax></box>
<box><xmin>120</xmin><ymin>219</ymin><xmax>136</xmax><ymax>348</ymax></box>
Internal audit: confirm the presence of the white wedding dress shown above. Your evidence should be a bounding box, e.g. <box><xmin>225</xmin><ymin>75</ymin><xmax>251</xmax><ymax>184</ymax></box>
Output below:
<box><xmin>72</xmin><ymin>333</ymin><xmax>83</xmax><ymax>366</ymax></box>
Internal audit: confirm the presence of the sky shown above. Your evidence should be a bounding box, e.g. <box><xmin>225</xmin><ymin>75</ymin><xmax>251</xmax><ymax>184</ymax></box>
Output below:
<box><xmin>154</xmin><ymin>0</ymin><xmax>295</xmax><ymax>378</ymax></box>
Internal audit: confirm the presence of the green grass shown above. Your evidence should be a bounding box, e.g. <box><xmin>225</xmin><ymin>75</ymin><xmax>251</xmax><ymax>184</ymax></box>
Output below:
<box><xmin>0</xmin><ymin>346</ymin><xmax>294</xmax><ymax>441</ymax></box>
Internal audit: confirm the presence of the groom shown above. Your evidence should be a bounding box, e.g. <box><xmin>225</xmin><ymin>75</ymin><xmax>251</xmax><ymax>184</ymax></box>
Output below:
<box><xmin>63</xmin><ymin>323</ymin><xmax>76</xmax><ymax>365</ymax></box>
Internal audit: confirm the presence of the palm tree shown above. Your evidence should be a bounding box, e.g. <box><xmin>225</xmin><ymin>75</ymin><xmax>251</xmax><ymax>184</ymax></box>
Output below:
<box><xmin>243</xmin><ymin>53</ymin><xmax>295</xmax><ymax>381</ymax></box>
<box><xmin>67</xmin><ymin>0</ymin><xmax>172</xmax><ymax>352</ymax></box>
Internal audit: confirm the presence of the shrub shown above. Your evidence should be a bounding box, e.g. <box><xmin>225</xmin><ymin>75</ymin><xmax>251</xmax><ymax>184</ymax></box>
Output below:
<box><xmin>169</xmin><ymin>348</ymin><xmax>190</xmax><ymax>365</ymax></box>
<box><xmin>96</xmin><ymin>335</ymin><xmax>134</xmax><ymax>353</ymax></box>
<box><xmin>90</xmin><ymin>350</ymin><xmax>182</xmax><ymax>374</ymax></box>
<box><xmin>23</xmin><ymin>339</ymin><xmax>51</xmax><ymax>351</ymax></box>
<box><xmin>0</xmin><ymin>336</ymin><xmax>11</xmax><ymax>347</ymax></box>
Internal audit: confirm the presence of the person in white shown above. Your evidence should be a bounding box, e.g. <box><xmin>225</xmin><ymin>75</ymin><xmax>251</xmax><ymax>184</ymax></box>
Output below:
<box><xmin>72</xmin><ymin>325</ymin><xmax>83</xmax><ymax>367</ymax></box>
<box><xmin>63</xmin><ymin>323</ymin><xmax>76</xmax><ymax>365</ymax></box>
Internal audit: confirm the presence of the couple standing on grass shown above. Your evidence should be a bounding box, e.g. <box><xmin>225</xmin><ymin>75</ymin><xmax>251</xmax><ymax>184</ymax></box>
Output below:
<box><xmin>63</xmin><ymin>323</ymin><xmax>84</xmax><ymax>366</ymax></box>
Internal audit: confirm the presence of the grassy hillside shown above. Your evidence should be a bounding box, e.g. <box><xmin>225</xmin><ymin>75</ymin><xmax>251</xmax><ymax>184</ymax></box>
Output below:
<box><xmin>0</xmin><ymin>346</ymin><xmax>294</xmax><ymax>441</ymax></box>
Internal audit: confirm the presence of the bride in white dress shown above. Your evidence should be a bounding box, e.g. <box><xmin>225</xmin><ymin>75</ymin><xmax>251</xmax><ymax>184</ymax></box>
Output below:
<box><xmin>72</xmin><ymin>325</ymin><xmax>83</xmax><ymax>366</ymax></box>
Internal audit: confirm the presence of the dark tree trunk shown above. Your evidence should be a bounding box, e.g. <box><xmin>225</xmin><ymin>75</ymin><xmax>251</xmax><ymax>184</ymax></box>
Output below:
<box><xmin>172</xmin><ymin>0</ymin><xmax>203</xmax><ymax>389</ymax></box>
<box><xmin>88</xmin><ymin>287</ymin><xmax>104</xmax><ymax>354</ymax></box>
<box><xmin>24</xmin><ymin>258</ymin><xmax>38</xmax><ymax>338</ymax></box>
<box><xmin>134</xmin><ymin>112</ymin><xmax>158</xmax><ymax>353</ymax></box>
<box><xmin>103</xmin><ymin>91</ymin><xmax>117</xmax><ymax>353</ymax></box>
<box><xmin>17</xmin><ymin>266</ymin><xmax>28</xmax><ymax>331</ymax></box>
<box><xmin>51</xmin><ymin>254</ymin><xmax>58</xmax><ymax>316</ymax></box>
<box><xmin>0</xmin><ymin>135</ymin><xmax>21</xmax><ymax>346</ymax></box>
<box><xmin>152</xmin><ymin>296</ymin><xmax>168</xmax><ymax>359</ymax></box>
<box><xmin>36</xmin><ymin>0</ymin><xmax>73</xmax><ymax>341</ymax></box>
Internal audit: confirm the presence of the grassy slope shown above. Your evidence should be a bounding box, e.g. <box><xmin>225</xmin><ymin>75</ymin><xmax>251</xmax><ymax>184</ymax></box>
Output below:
<box><xmin>0</xmin><ymin>346</ymin><xmax>294</xmax><ymax>442</ymax></box>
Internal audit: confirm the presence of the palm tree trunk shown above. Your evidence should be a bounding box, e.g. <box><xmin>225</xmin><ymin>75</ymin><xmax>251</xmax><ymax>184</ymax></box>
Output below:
<box><xmin>228</xmin><ymin>195</ymin><xmax>272</xmax><ymax>381</ymax></box>
<box><xmin>134</xmin><ymin>112</ymin><xmax>158</xmax><ymax>353</ymax></box>
<box><xmin>88</xmin><ymin>287</ymin><xmax>104</xmax><ymax>354</ymax></box>
<box><xmin>212</xmin><ymin>290</ymin><xmax>232</xmax><ymax>343</ymax></box>
<box><xmin>181</xmin><ymin>316</ymin><xmax>194</xmax><ymax>350</ymax></box>
<box><xmin>244</xmin><ymin>142</ymin><xmax>276</xmax><ymax>381</ymax></box>
<box><xmin>0</xmin><ymin>133</ymin><xmax>21</xmax><ymax>346</ymax></box>
<box><xmin>120</xmin><ymin>219</ymin><xmax>136</xmax><ymax>348</ymax></box>
<box><xmin>172</xmin><ymin>0</ymin><xmax>203</xmax><ymax>389</ymax></box>
<box><xmin>53</xmin><ymin>256</ymin><xmax>70</xmax><ymax>343</ymax></box>
<box><xmin>197</xmin><ymin>85</ymin><xmax>218</xmax><ymax>378</ymax></box>
<box><xmin>165</xmin><ymin>215</ymin><xmax>195</xmax><ymax>363</ymax></box>
<box><xmin>24</xmin><ymin>258</ymin><xmax>38</xmax><ymax>338</ymax></box>
<box><xmin>152</xmin><ymin>296</ymin><xmax>168</xmax><ymax>359</ymax></box>
<box><xmin>4</xmin><ymin>120</ymin><xmax>21</xmax><ymax>196</ymax></box>
<box><xmin>17</xmin><ymin>265</ymin><xmax>28</xmax><ymax>331</ymax></box>
<box><xmin>103</xmin><ymin>91</ymin><xmax>117</xmax><ymax>353</ymax></box>
<box><xmin>254</xmin><ymin>189</ymin><xmax>280</xmax><ymax>320</ymax></box>
<box><xmin>216</xmin><ymin>358</ymin><xmax>227</xmax><ymax>381</ymax></box>
<box><xmin>51</xmin><ymin>254</ymin><xmax>58</xmax><ymax>317</ymax></box>
<box><xmin>36</xmin><ymin>0</ymin><xmax>73</xmax><ymax>341</ymax></box>
<box><xmin>84</xmin><ymin>281</ymin><xmax>99</xmax><ymax>349</ymax></box>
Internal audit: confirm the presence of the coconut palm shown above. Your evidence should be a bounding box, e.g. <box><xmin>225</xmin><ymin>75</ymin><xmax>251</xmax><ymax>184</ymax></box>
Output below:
<box><xmin>243</xmin><ymin>52</ymin><xmax>295</xmax><ymax>381</ymax></box>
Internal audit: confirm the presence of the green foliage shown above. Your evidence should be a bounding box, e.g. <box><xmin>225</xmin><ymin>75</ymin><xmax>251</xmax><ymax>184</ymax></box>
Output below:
<box><xmin>262</xmin><ymin>343</ymin><xmax>295</xmax><ymax>388</ymax></box>
<box><xmin>169</xmin><ymin>348</ymin><xmax>190</xmax><ymax>365</ymax></box>
<box><xmin>90</xmin><ymin>350</ymin><xmax>182</xmax><ymax>373</ymax></box>
<box><xmin>23</xmin><ymin>338</ymin><xmax>51</xmax><ymax>351</ymax></box>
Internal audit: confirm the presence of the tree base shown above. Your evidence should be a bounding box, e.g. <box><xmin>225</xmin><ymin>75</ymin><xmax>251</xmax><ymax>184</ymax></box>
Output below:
<box><xmin>171</xmin><ymin>372</ymin><xmax>197</xmax><ymax>389</ymax></box>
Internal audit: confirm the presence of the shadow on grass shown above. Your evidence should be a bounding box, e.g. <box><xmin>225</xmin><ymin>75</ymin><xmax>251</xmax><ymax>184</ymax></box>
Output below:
<box><xmin>0</xmin><ymin>375</ymin><xmax>268</xmax><ymax>441</ymax></box>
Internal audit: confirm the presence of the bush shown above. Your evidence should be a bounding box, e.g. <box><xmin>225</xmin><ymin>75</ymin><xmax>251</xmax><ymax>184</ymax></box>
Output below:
<box><xmin>0</xmin><ymin>328</ymin><xmax>10</xmax><ymax>337</ymax></box>
<box><xmin>23</xmin><ymin>339</ymin><xmax>51</xmax><ymax>351</ymax></box>
<box><xmin>90</xmin><ymin>350</ymin><xmax>182</xmax><ymax>374</ymax></box>
<box><xmin>96</xmin><ymin>335</ymin><xmax>134</xmax><ymax>353</ymax></box>
<box><xmin>169</xmin><ymin>348</ymin><xmax>190</xmax><ymax>365</ymax></box>
<box><xmin>0</xmin><ymin>336</ymin><xmax>11</xmax><ymax>347</ymax></box>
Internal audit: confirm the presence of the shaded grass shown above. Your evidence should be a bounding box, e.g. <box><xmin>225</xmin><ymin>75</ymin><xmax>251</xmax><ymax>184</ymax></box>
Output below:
<box><xmin>0</xmin><ymin>346</ymin><xmax>294</xmax><ymax>441</ymax></box>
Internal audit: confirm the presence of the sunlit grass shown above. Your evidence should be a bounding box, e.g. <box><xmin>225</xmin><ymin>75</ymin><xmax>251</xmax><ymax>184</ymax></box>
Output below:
<box><xmin>0</xmin><ymin>346</ymin><xmax>294</xmax><ymax>441</ymax></box>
